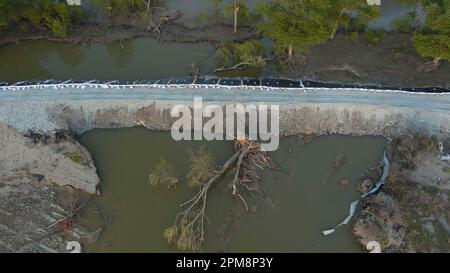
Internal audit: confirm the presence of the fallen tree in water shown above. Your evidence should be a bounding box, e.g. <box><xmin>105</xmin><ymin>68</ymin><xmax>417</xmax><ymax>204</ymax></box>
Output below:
<box><xmin>149</xmin><ymin>138</ymin><xmax>275</xmax><ymax>251</ymax></box>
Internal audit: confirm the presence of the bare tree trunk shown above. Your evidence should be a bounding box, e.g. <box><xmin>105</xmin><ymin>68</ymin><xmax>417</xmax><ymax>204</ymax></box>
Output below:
<box><xmin>214</xmin><ymin>61</ymin><xmax>253</xmax><ymax>72</ymax></box>
<box><xmin>331</xmin><ymin>8</ymin><xmax>346</xmax><ymax>39</ymax></box>
<box><xmin>142</xmin><ymin>0</ymin><xmax>151</xmax><ymax>11</ymax></box>
<box><xmin>142</xmin><ymin>0</ymin><xmax>153</xmax><ymax>29</ymax></box>
<box><xmin>233</xmin><ymin>0</ymin><xmax>240</xmax><ymax>34</ymax></box>
<box><xmin>418</xmin><ymin>57</ymin><xmax>441</xmax><ymax>72</ymax></box>
<box><xmin>330</xmin><ymin>22</ymin><xmax>338</xmax><ymax>39</ymax></box>
<box><xmin>433</xmin><ymin>57</ymin><xmax>441</xmax><ymax>66</ymax></box>
<box><xmin>106</xmin><ymin>0</ymin><xmax>113</xmax><ymax>19</ymax></box>
<box><xmin>288</xmin><ymin>45</ymin><xmax>293</xmax><ymax>60</ymax></box>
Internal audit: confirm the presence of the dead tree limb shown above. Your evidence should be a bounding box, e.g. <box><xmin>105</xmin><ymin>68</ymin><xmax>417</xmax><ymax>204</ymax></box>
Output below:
<box><xmin>214</xmin><ymin>62</ymin><xmax>253</xmax><ymax>72</ymax></box>
<box><xmin>142</xmin><ymin>0</ymin><xmax>151</xmax><ymax>11</ymax></box>
<box><xmin>44</xmin><ymin>203</ymin><xmax>86</xmax><ymax>229</ymax></box>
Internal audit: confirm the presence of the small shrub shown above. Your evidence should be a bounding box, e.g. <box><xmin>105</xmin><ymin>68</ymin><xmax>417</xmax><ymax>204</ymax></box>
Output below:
<box><xmin>392</xmin><ymin>11</ymin><xmax>416</xmax><ymax>33</ymax></box>
<box><xmin>364</xmin><ymin>29</ymin><xmax>385</xmax><ymax>47</ymax></box>
<box><xmin>148</xmin><ymin>158</ymin><xmax>179</xmax><ymax>189</ymax></box>
<box><xmin>217</xmin><ymin>39</ymin><xmax>268</xmax><ymax>68</ymax></box>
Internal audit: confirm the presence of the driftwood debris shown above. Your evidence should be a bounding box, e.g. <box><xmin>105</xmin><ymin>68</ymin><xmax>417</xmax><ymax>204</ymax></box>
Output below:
<box><xmin>214</xmin><ymin>61</ymin><xmax>253</xmax><ymax>72</ymax></box>
<box><xmin>44</xmin><ymin>203</ymin><xmax>86</xmax><ymax>230</ymax></box>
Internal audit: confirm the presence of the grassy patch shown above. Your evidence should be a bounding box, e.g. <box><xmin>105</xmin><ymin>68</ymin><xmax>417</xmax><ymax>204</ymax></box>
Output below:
<box><xmin>65</xmin><ymin>152</ymin><xmax>83</xmax><ymax>164</ymax></box>
<box><xmin>391</xmin><ymin>42</ymin><xmax>408</xmax><ymax>59</ymax></box>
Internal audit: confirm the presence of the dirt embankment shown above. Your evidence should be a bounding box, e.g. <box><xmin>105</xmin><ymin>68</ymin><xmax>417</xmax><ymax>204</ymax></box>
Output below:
<box><xmin>294</xmin><ymin>34</ymin><xmax>450</xmax><ymax>88</ymax></box>
<box><xmin>38</xmin><ymin>100</ymin><xmax>449</xmax><ymax>139</ymax></box>
<box><xmin>0</xmin><ymin>122</ymin><xmax>101</xmax><ymax>252</ymax></box>
<box><xmin>352</xmin><ymin>136</ymin><xmax>450</xmax><ymax>252</ymax></box>
<box><xmin>0</xmin><ymin>23</ymin><xmax>257</xmax><ymax>47</ymax></box>
<box><xmin>0</xmin><ymin>123</ymin><xmax>99</xmax><ymax>193</ymax></box>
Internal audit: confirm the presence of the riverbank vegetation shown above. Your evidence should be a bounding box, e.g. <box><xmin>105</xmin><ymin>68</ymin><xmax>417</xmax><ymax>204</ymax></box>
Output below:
<box><xmin>412</xmin><ymin>0</ymin><xmax>450</xmax><ymax>71</ymax></box>
<box><xmin>0</xmin><ymin>0</ymin><xmax>83</xmax><ymax>37</ymax></box>
<box><xmin>0</xmin><ymin>0</ymin><xmax>449</xmax><ymax>79</ymax></box>
<box><xmin>215</xmin><ymin>39</ymin><xmax>268</xmax><ymax>72</ymax></box>
<box><xmin>353</xmin><ymin>136</ymin><xmax>450</xmax><ymax>252</ymax></box>
<box><xmin>257</xmin><ymin>0</ymin><xmax>379</xmax><ymax>60</ymax></box>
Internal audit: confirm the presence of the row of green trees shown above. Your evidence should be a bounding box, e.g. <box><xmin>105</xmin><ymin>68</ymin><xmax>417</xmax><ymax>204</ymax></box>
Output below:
<box><xmin>412</xmin><ymin>0</ymin><xmax>450</xmax><ymax>67</ymax></box>
<box><xmin>220</xmin><ymin>0</ymin><xmax>449</xmax><ymax>68</ymax></box>
<box><xmin>205</xmin><ymin>0</ymin><xmax>378</xmax><ymax>57</ymax></box>
<box><xmin>0</xmin><ymin>0</ymin><xmax>83</xmax><ymax>37</ymax></box>
<box><xmin>257</xmin><ymin>0</ymin><xmax>379</xmax><ymax>59</ymax></box>
<box><xmin>213</xmin><ymin>0</ymin><xmax>380</xmax><ymax>66</ymax></box>
<box><xmin>0</xmin><ymin>0</ymin><xmax>150</xmax><ymax>37</ymax></box>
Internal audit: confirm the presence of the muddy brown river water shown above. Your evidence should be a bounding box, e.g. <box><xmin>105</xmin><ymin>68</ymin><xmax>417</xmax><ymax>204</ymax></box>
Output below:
<box><xmin>78</xmin><ymin>128</ymin><xmax>386</xmax><ymax>252</ymax></box>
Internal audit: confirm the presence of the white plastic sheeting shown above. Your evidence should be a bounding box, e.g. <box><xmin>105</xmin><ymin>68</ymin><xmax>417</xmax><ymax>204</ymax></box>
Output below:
<box><xmin>322</xmin><ymin>152</ymin><xmax>390</xmax><ymax>236</ymax></box>
<box><xmin>1</xmin><ymin>81</ymin><xmax>449</xmax><ymax>96</ymax></box>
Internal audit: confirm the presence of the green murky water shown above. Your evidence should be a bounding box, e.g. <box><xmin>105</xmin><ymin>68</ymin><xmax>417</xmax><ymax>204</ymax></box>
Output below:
<box><xmin>78</xmin><ymin>128</ymin><xmax>386</xmax><ymax>252</ymax></box>
<box><xmin>0</xmin><ymin>38</ymin><xmax>216</xmax><ymax>82</ymax></box>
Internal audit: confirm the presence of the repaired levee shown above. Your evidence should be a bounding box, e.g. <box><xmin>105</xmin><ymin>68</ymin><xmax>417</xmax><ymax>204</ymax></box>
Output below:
<box><xmin>25</xmin><ymin>100</ymin><xmax>450</xmax><ymax>138</ymax></box>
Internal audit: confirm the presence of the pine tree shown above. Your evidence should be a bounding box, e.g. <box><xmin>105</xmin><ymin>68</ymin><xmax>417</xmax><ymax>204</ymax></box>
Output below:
<box><xmin>413</xmin><ymin>0</ymin><xmax>450</xmax><ymax>68</ymax></box>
